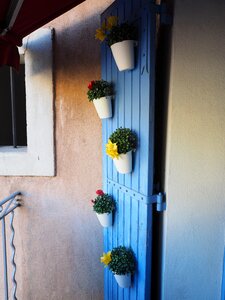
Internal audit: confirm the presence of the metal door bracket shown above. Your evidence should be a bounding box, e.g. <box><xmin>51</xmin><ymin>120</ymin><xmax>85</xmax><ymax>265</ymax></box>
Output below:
<box><xmin>107</xmin><ymin>179</ymin><xmax>166</xmax><ymax>211</ymax></box>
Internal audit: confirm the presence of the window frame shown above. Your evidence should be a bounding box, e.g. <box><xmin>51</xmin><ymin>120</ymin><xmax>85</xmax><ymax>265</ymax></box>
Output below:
<box><xmin>0</xmin><ymin>28</ymin><xmax>55</xmax><ymax>176</ymax></box>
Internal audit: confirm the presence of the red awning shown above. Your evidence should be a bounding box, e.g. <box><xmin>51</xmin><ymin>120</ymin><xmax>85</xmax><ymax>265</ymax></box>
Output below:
<box><xmin>0</xmin><ymin>0</ymin><xmax>85</xmax><ymax>69</ymax></box>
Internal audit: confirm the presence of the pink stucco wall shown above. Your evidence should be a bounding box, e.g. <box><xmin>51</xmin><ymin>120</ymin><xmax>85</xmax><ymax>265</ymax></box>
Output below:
<box><xmin>0</xmin><ymin>1</ymin><xmax>113</xmax><ymax>299</ymax></box>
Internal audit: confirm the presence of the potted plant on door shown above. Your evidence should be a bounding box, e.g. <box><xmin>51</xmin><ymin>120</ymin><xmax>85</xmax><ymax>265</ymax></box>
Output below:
<box><xmin>87</xmin><ymin>80</ymin><xmax>113</xmax><ymax>119</ymax></box>
<box><xmin>100</xmin><ymin>246</ymin><xmax>136</xmax><ymax>288</ymax></box>
<box><xmin>95</xmin><ymin>16</ymin><xmax>137</xmax><ymax>71</ymax></box>
<box><xmin>106</xmin><ymin>127</ymin><xmax>137</xmax><ymax>174</ymax></box>
<box><xmin>91</xmin><ymin>189</ymin><xmax>115</xmax><ymax>227</ymax></box>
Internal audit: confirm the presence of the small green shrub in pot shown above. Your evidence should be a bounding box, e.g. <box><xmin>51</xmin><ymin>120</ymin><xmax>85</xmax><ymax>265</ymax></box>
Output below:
<box><xmin>95</xmin><ymin>16</ymin><xmax>137</xmax><ymax>71</ymax></box>
<box><xmin>106</xmin><ymin>22</ymin><xmax>136</xmax><ymax>47</ymax></box>
<box><xmin>106</xmin><ymin>128</ymin><xmax>137</xmax><ymax>174</ymax></box>
<box><xmin>107</xmin><ymin>127</ymin><xmax>137</xmax><ymax>155</ymax></box>
<box><xmin>108</xmin><ymin>246</ymin><xmax>136</xmax><ymax>275</ymax></box>
<box><xmin>87</xmin><ymin>80</ymin><xmax>113</xmax><ymax>119</ymax></box>
<box><xmin>87</xmin><ymin>80</ymin><xmax>113</xmax><ymax>102</ymax></box>
<box><xmin>95</xmin><ymin>16</ymin><xmax>136</xmax><ymax>47</ymax></box>
<box><xmin>91</xmin><ymin>189</ymin><xmax>115</xmax><ymax>214</ymax></box>
<box><xmin>91</xmin><ymin>190</ymin><xmax>115</xmax><ymax>227</ymax></box>
<box><xmin>100</xmin><ymin>246</ymin><xmax>136</xmax><ymax>288</ymax></box>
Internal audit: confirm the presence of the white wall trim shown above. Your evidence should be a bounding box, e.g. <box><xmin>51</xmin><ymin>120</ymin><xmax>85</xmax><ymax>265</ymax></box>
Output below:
<box><xmin>0</xmin><ymin>28</ymin><xmax>55</xmax><ymax>176</ymax></box>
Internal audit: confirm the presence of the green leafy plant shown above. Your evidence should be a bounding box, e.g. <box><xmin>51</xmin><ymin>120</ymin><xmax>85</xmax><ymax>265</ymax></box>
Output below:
<box><xmin>106</xmin><ymin>22</ymin><xmax>136</xmax><ymax>47</ymax></box>
<box><xmin>101</xmin><ymin>246</ymin><xmax>136</xmax><ymax>275</ymax></box>
<box><xmin>91</xmin><ymin>190</ymin><xmax>115</xmax><ymax>214</ymax></box>
<box><xmin>95</xmin><ymin>16</ymin><xmax>136</xmax><ymax>47</ymax></box>
<box><xmin>87</xmin><ymin>80</ymin><xmax>113</xmax><ymax>102</ymax></box>
<box><xmin>107</xmin><ymin>128</ymin><xmax>137</xmax><ymax>156</ymax></box>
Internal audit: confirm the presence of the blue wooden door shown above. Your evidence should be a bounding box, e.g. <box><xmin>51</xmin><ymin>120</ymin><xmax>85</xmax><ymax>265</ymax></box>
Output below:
<box><xmin>101</xmin><ymin>1</ymin><xmax>156</xmax><ymax>299</ymax></box>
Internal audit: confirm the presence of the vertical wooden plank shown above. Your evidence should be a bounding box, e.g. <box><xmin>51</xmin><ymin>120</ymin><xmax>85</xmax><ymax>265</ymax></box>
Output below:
<box><xmin>117</xmin><ymin>1</ymin><xmax>125</xmax><ymax>190</ymax></box>
<box><xmin>101</xmin><ymin>5</ymin><xmax>116</xmax><ymax>296</ymax></box>
<box><xmin>110</xmin><ymin>5</ymin><xmax>120</xmax><ymax>298</ymax></box>
<box><xmin>133</xmin><ymin>0</ymin><xmax>141</xmax><ymax>14</ymax></box>
<box><xmin>148</xmin><ymin>8</ymin><xmax>156</xmax><ymax>196</ymax></box>
<box><xmin>139</xmin><ymin>9</ymin><xmax>150</xmax><ymax>196</ymax></box>
<box><xmin>139</xmin><ymin>6</ymin><xmax>156</xmax><ymax>298</ymax></box>
<box><xmin>117</xmin><ymin>191</ymin><xmax>124</xmax><ymax>300</ymax></box>
<box><xmin>119</xmin><ymin>5</ymin><xmax>126</xmax><ymax>299</ymax></box>
<box><xmin>130</xmin><ymin>199</ymin><xmax>139</xmax><ymax>299</ymax></box>
<box><xmin>106</xmin><ymin>37</ymin><xmax>115</xmax><ymax>300</ymax></box>
<box><xmin>130</xmin><ymin>7</ymin><xmax>140</xmax><ymax>286</ymax></box>
<box><xmin>123</xmin><ymin>196</ymin><xmax>131</xmax><ymax>300</ymax></box>
<box><xmin>131</xmin><ymin>13</ymin><xmax>142</xmax><ymax>192</ymax></box>
<box><xmin>101</xmin><ymin>30</ymin><xmax>108</xmax><ymax>191</ymax></box>
<box><xmin>124</xmin><ymin>0</ymin><xmax>132</xmax><ymax>20</ymax></box>
<box><xmin>106</xmin><ymin>45</ymin><xmax>113</xmax><ymax>182</ymax></box>
<box><xmin>112</xmin><ymin>8</ymin><xmax>119</xmax><ymax>186</ymax></box>
<box><xmin>137</xmin><ymin>9</ymin><xmax>150</xmax><ymax>299</ymax></box>
<box><xmin>101</xmin><ymin>30</ymin><xmax>109</xmax><ymax>300</ymax></box>
<box><xmin>124</xmin><ymin>71</ymin><xmax>132</xmax><ymax>188</ymax></box>
<box><xmin>111</xmin><ymin>6</ymin><xmax>119</xmax><ymax>185</ymax></box>
<box><xmin>137</xmin><ymin>204</ymin><xmax>149</xmax><ymax>299</ymax></box>
<box><xmin>123</xmin><ymin>1</ymin><xmax>133</xmax><ymax>295</ymax></box>
<box><xmin>124</xmin><ymin>72</ymin><xmax>132</xmax><ymax>300</ymax></box>
<box><xmin>107</xmin><ymin>185</ymin><xmax>114</xmax><ymax>300</ymax></box>
<box><xmin>108</xmin><ymin>188</ymin><xmax>119</xmax><ymax>300</ymax></box>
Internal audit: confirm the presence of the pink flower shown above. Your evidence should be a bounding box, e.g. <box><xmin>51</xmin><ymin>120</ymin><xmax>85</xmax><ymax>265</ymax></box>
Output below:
<box><xmin>96</xmin><ymin>189</ymin><xmax>104</xmax><ymax>196</ymax></box>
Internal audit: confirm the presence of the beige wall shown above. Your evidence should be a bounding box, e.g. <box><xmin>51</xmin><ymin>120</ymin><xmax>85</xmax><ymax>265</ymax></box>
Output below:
<box><xmin>163</xmin><ymin>0</ymin><xmax>225</xmax><ymax>298</ymax></box>
<box><xmin>0</xmin><ymin>1</ymin><xmax>113</xmax><ymax>299</ymax></box>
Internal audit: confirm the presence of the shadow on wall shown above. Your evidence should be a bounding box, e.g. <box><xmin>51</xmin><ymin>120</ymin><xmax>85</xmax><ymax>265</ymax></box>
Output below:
<box><xmin>50</xmin><ymin>9</ymin><xmax>106</xmax><ymax>123</ymax></box>
<box><xmin>53</xmin><ymin>10</ymin><xmax>102</xmax><ymax>77</ymax></box>
<box><xmin>23</xmin><ymin>30</ymin><xmax>54</xmax><ymax>75</ymax></box>
<box><xmin>24</xmin><ymin>9</ymin><xmax>103</xmax><ymax>77</ymax></box>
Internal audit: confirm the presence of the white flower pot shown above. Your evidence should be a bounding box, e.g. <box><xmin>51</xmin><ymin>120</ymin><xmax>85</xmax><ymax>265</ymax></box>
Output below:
<box><xmin>113</xmin><ymin>150</ymin><xmax>132</xmax><ymax>174</ymax></box>
<box><xmin>96</xmin><ymin>212</ymin><xmax>112</xmax><ymax>227</ymax></box>
<box><xmin>110</xmin><ymin>40</ymin><xmax>135</xmax><ymax>71</ymax></box>
<box><xmin>93</xmin><ymin>96</ymin><xmax>112</xmax><ymax>119</ymax></box>
<box><xmin>114</xmin><ymin>273</ymin><xmax>131</xmax><ymax>288</ymax></box>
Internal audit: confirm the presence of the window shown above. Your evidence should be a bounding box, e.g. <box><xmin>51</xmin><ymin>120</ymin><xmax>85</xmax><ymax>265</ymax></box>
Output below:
<box><xmin>0</xmin><ymin>28</ymin><xmax>55</xmax><ymax>176</ymax></box>
<box><xmin>0</xmin><ymin>64</ymin><xmax>27</xmax><ymax>147</ymax></box>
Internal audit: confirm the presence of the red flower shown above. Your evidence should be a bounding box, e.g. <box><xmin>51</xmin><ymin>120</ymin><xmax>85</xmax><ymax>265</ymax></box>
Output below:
<box><xmin>90</xmin><ymin>199</ymin><xmax>95</xmax><ymax>206</ymax></box>
<box><xmin>88</xmin><ymin>80</ymin><xmax>95</xmax><ymax>90</ymax></box>
<box><xmin>96</xmin><ymin>189</ymin><xmax>104</xmax><ymax>196</ymax></box>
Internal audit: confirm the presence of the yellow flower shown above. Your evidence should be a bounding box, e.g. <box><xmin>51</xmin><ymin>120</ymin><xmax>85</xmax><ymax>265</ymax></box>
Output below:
<box><xmin>95</xmin><ymin>28</ymin><xmax>106</xmax><ymax>41</ymax></box>
<box><xmin>101</xmin><ymin>21</ymin><xmax>107</xmax><ymax>31</ymax></box>
<box><xmin>106</xmin><ymin>140</ymin><xmax>119</xmax><ymax>159</ymax></box>
<box><xmin>106</xmin><ymin>16</ymin><xmax>118</xmax><ymax>30</ymax></box>
<box><xmin>100</xmin><ymin>251</ymin><xmax>112</xmax><ymax>266</ymax></box>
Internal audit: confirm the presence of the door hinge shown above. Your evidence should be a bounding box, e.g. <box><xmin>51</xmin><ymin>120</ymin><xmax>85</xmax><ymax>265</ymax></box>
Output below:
<box><xmin>150</xmin><ymin>192</ymin><xmax>167</xmax><ymax>212</ymax></box>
